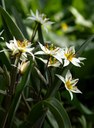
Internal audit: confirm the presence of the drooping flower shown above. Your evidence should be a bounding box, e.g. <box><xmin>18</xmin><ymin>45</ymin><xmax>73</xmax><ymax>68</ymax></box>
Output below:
<box><xmin>56</xmin><ymin>70</ymin><xmax>82</xmax><ymax>100</ymax></box>
<box><xmin>28</xmin><ymin>10</ymin><xmax>53</xmax><ymax>32</ymax></box>
<box><xmin>35</xmin><ymin>42</ymin><xmax>63</xmax><ymax>63</ymax></box>
<box><xmin>6</xmin><ymin>37</ymin><xmax>34</xmax><ymax>59</ymax></box>
<box><xmin>61</xmin><ymin>46</ymin><xmax>86</xmax><ymax>67</ymax></box>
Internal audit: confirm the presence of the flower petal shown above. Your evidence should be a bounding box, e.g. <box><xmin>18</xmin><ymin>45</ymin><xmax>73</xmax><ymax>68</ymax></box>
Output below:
<box><xmin>56</xmin><ymin>74</ymin><xmax>65</xmax><ymax>84</ymax></box>
<box><xmin>63</xmin><ymin>59</ymin><xmax>70</xmax><ymax>67</ymax></box>
<box><xmin>71</xmin><ymin>58</ymin><xmax>81</xmax><ymax>67</ymax></box>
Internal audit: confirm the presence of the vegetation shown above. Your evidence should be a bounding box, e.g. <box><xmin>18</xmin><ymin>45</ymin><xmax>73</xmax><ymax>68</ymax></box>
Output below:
<box><xmin>0</xmin><ymin>0</ymin><xmax>94</xmax><ymax>128</ymax></box>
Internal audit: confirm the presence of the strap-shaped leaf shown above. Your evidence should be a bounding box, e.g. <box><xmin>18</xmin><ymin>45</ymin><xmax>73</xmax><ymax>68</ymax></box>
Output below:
<box><xmin>12</xmin><ymin>7</ymin><xmax>29</xmax><ymax>39</ymax></box>
<box><xmin>19</xmin><ymin>98</ymin><xmax>72</xmax><ymax>128</ymax></box>
<box><xmin>3</xmin><ymin>61</ymin><xmax>33</xmax><ymax>128</ymax></box>
<box><xmin>45</xmin><ymin>98</ymin><xmax>72</xmax><ymax>128</ymax></box>
<box><xmin>0</xmin><ymin>44</ymin><xmax>11</xmax><ymax>70</ymax></box>
<box><xmin>0</xmin><ymin>6</ymin><xmax>25</xmax><ymax>40</ymax></box>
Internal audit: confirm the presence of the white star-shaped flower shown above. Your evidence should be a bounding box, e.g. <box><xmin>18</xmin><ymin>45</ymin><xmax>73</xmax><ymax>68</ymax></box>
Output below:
<box><xmin>35</xmin><ymin>42</ymin><xmax>63</xmax><ymax>63</ymax></box>
<box><xmin>6</xmin><ymin>37</ymin><xmax>34</xmax><ymax>59</ymax></box>
<box><xmin>28</xmin><ymin>10</ymin><xmax>53</xmax><ymax>32</ymax></box>
<box><xmin>61</xmin><ymin>46</ymin><xmax>86</xmax><ymax>67</ymax></box>
<box><xmin>56</xmin><ymin>70</ymin><xmax>82</xmax><ymax>100</ymax></box>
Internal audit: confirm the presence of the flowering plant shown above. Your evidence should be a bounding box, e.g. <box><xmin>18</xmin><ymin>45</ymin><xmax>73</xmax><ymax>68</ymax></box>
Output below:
<box><xmin>0</xmin><ymin>5</ymin><xmax>93</xmax><ymax>128</ymax></box>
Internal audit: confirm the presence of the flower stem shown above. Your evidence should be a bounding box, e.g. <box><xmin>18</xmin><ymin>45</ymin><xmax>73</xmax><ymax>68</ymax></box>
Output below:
<box><xmin>38</xmin><ymin>23</ymin><xmax>44</xmax><ymax>45</ymax></box>
<box><xmin>2</xmin><ymin>56</ymin><xmax>20</xmax><ymax>128</ymax></box>
<box><xmin>30</xmin><ymin>22</ymin><xmax>38</xmax><ymax>42</ymax></box>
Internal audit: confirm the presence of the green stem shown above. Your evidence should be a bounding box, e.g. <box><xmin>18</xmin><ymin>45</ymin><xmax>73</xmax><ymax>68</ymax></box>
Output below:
<box><xmin>30</xmin><ymin>22</ymin><xmax>38</xmax><ymax>42</ymax></box>
<box><xmin>2</xmin><ymin>56</ymin><xmax>20</xmax><ymax>128</ymax></box>
<box><xmin>38</xmin><ymin>23</ymin><xmax>44</xmax><ymax>44</ymax></box>
<box><xmin>22</xmin><ymin>92</ymin><xmax>31</xmax><ymax>112</ymax></box>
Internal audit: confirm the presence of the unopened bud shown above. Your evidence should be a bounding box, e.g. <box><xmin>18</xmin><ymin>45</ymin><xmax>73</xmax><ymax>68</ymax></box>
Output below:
<box><xmin>20</xmin><ymin>61</ymin><xmax>30</xmax><ymax>74</ymax></box>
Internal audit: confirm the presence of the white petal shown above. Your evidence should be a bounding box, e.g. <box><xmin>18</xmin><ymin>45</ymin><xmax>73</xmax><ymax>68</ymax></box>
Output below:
<box><xmin>38</xmin><ymin>42</ymin><xmax>49</xmax><ymax>54</ymax></box>
<box><xmin>78</xmin><ymin>57</ymin><xmax>86</xmax><ymax>61</ymax></box>
<box><xmin>71</xmin><ymin>87</ymin><xmax>82</xmax><ymax>94</ymax></box>
<box><xmin>34</xmin><ymin>51</ymin><xmax>45</xmax><ymax>55</ymax></box>
<box><xmin>69</xmin><ymin>91</ymin><xmax>73</xmax><ymax>100</ymax></box>
<box><xmin>71</xmin><ymin>79</ymin><xmax>79</xmax><ymax>86</ymax></box>
<box><xmin>37</xmin><ymin>57</ymin><xmax>47</xmax><ymax>64</ymax></box>
<box><xmin>56</xmin><ymin>74</ymin><xmax>65</xmax><ymax>84</ymax></box>
<box><xmin>69</xmin><ymin>46</ymin><xmax>75</xmax><ymax>54</ymax></box>
<box><xmin>6</xmin><ymin>42</ymin><xmax>12</xmax><ymax>50</ymax></box>
<box><xmin>48</xmin><ymin>61</ymin><xmax>60</xmax><ymax>67</ymax></box>
<box><xmin>71</xmin><ymin>58</ymin><xmax>81</xmax><ymax>67</ymax></box>
<box><xmin>13</xmin><ymin>37</ymin><xmax>18</xmax><ymax>48</ymax></box>
<box><xmin>65</xmin><ymin>70</ymin><xmax>72</xmax><ymax>81</ymax></box>
<box><xmin>53</xmin><ymin>54</ymin><xmax>62</xmax><ymax>63</ymax></box>
<box><xmin>63</xmin><ymin>59</ymin><xmax>70</xmax><ymax>67</ymax></box>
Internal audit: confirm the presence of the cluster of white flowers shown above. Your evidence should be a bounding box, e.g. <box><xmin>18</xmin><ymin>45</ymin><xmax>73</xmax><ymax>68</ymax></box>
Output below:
<box><xmin>6</xmin><ymin>37</ymin><xmax>34</xmax><ymax>74</ymax></box>
<box><xmin>35</xmin><ymin>42</ymin><xmax>86</xmax><ymax>100</ymax></box>
<box><xmin>0</xmin><ymin>10</ymin><xmax>86</xmax><ymax>100</ymax></box>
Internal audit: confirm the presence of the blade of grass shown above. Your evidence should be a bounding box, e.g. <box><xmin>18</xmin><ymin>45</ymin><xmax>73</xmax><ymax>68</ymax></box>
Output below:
<box><xmin>2</xmin><ymin>61</ymin><xmax>33</xmax><ymax>128</ymax></box>
<box><xmin>12</xmin><ymin>7</ymin><xmax>29</xmax><ymax>39</ymax></box>
<box><xmin>19</xmin><ymin>98</ymin><xmax>71</xmax><ymax>128</ymax></box>
<box><xmin>0</xmin><ymin>6</ymin><xmax>25</xmax><ymax>40</ymax></box>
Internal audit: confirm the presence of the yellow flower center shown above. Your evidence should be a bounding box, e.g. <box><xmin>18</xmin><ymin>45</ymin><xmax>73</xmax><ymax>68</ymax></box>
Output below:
<box><xmin>61</xmin><ymin>23</ymin><xmax>68</xmax><ymax>31</ymax></box>
<box><xmin>65</xmin><ymin>51</ymin><xmax>75</xmax><ymax>61</ymax></box>
<box><xmin>17</xmin><ymin>40</ymin><xmax>28</xmax><ymax>52</ymax></box>
<box><xmin>49</xmin><ymin>56</ymin><xmax>57</xmax><ymax>64</ymax></box>
<box><xmin>66</xmin><ymin>80</ymin><xmax>73</xmax><ymax>90</ymax></box>
<box><xmin>45</xmin><ymin>44</ymin><xmax>56</xmax><ymax>51</ymax></box>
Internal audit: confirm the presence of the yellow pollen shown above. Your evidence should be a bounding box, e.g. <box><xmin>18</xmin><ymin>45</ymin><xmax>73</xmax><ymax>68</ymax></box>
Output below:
<box><xmin>45</xmin><ymin>44</ymin><xmax>56</xmax><ymax>51</ymax></box>
<box><xmin>61</xmin><ymin>23</ymin><xmax>68</xmax><ymax>31</ymax></box>
<box><xmin>49</xmin><ymin>56</ymin><xmax>57</xmax><ymax>64</ymax></box>
<box><xmin>66</xmin><ymin>80</ymin><xmax>73</xmax><ymax>90</ymax></box>
<box><xmin>17</xmin><ymin>40</ymin><xmax>28</xmax><ymax>48</ymax></box>
<box><xmin>65</xmin><ymin>52</ymin><xmax>75</xmax><ymax>61</ymax></box>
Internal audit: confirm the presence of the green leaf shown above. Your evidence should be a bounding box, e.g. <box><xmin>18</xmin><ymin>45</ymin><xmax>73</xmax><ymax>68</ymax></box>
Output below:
<box><xmin>4</xmin><ymin>61</ymin><xmax>33</xmax><ymax>128</ymax></box>
<box><xmin>76</xmin><ymin>35</ymin><xmax>94</xmax><ymax>56</ymax></box>
<box><xmin>45</xmin><ymin>98</ymin><xmax>72</xmax><ymax>128</ymax></box>
<box><xmin>12</xmin><ymin>7</ymin><xmax>29</xmax><ymax>39</ymax></box>
<box><xmin>46</xmin><ymin>110</ymin><xmax>59</xmax><ymax>128</ymax></box>
<box><xmin>19</xmin><ymin>98</ymin><xmax>72</xmax><ymax>128</ymax></box>
<box><xmin>0</xmin><ymin>44</ymin><xmax>11</xmax><ymax>70</ymax></box>
<box><xmin>0</xmin><ymin>6</ymin><xmax>25</xmax><ymax>40</ymax></box>
<box><xmin>19</xmin><ymin>101</ymin><xmax>47</xmax><ymax>128</ymax></box>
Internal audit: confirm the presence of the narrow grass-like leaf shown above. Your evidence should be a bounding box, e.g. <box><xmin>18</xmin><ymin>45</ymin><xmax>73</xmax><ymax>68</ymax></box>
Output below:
<box><xmin>0</xmin><ymin>44</ymin><xmax>11</xmax><ymax>70</ymax></box>
<box><xmin>4</xmin><ymin>61</ymin><xmax>33</xmax><ymax>128</ymax></box>
<box><xmin>19</xmin><ymin>98</ymin><xmax>71</xmax><ymax>128</ymax></box>
<box><xmin>12</xmin><ymin>7</ymin><xmax>29</xmax><ymax>39</ymax></box>
<box><xmin>19</xmin><ymin>101</ymin><xmax>47</xmax><ymax>128</ymax></box>
<box><xmin>45</xmin><ymin>98</ymin><xmax>72</xmax><ymax>128</ymax></box>
<box><xmin>76</xmin><ymin>35</ymin><xmax>94</xmax><ymax>57</ymax></box>
<box><xmin>0</xmin><ymin>6</ymin><xmax>25</xmax><ymax>40</ymax></box>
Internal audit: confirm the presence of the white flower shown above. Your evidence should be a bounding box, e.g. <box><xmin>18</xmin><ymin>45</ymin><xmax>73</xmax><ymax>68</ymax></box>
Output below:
<box><xmin>37</xmin><ymin>56</ymin><xmax>61</xmax><ymax>67</ymax></box>
<box><xmin>61</xmin><ymin>46</ymin><xmax>86</xmax><ymax>67</ymax></box>
<box><xmin>28</xmin><ymin>10</ymin><xmax>53</xmax><ymax>32</ymax></box>
<box><xmin>6</xmin><ymin>37</ymin><xmax>34</xmax><ymax>59</ymax></box>
<box><xmin>35</xmin><ymin>42</ymin><xmax>63</xmax><ymax>64</ymax></box>
<box><xmin>18</xmin><ymin>61</ymin><xmax>30</xmax><ymax>74</ymax></box>
<box><xmin>56</xmin><ymin>70</ymin><xmax>82</xmax><ymax>100</ymax></box>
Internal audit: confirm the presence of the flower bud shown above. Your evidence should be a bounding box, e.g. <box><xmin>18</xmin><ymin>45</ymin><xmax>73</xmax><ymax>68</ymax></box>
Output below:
<box><xmin>20</xmin><ymin>61</ymin><xmax>30</xmax><ymax>74</ymax></box>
